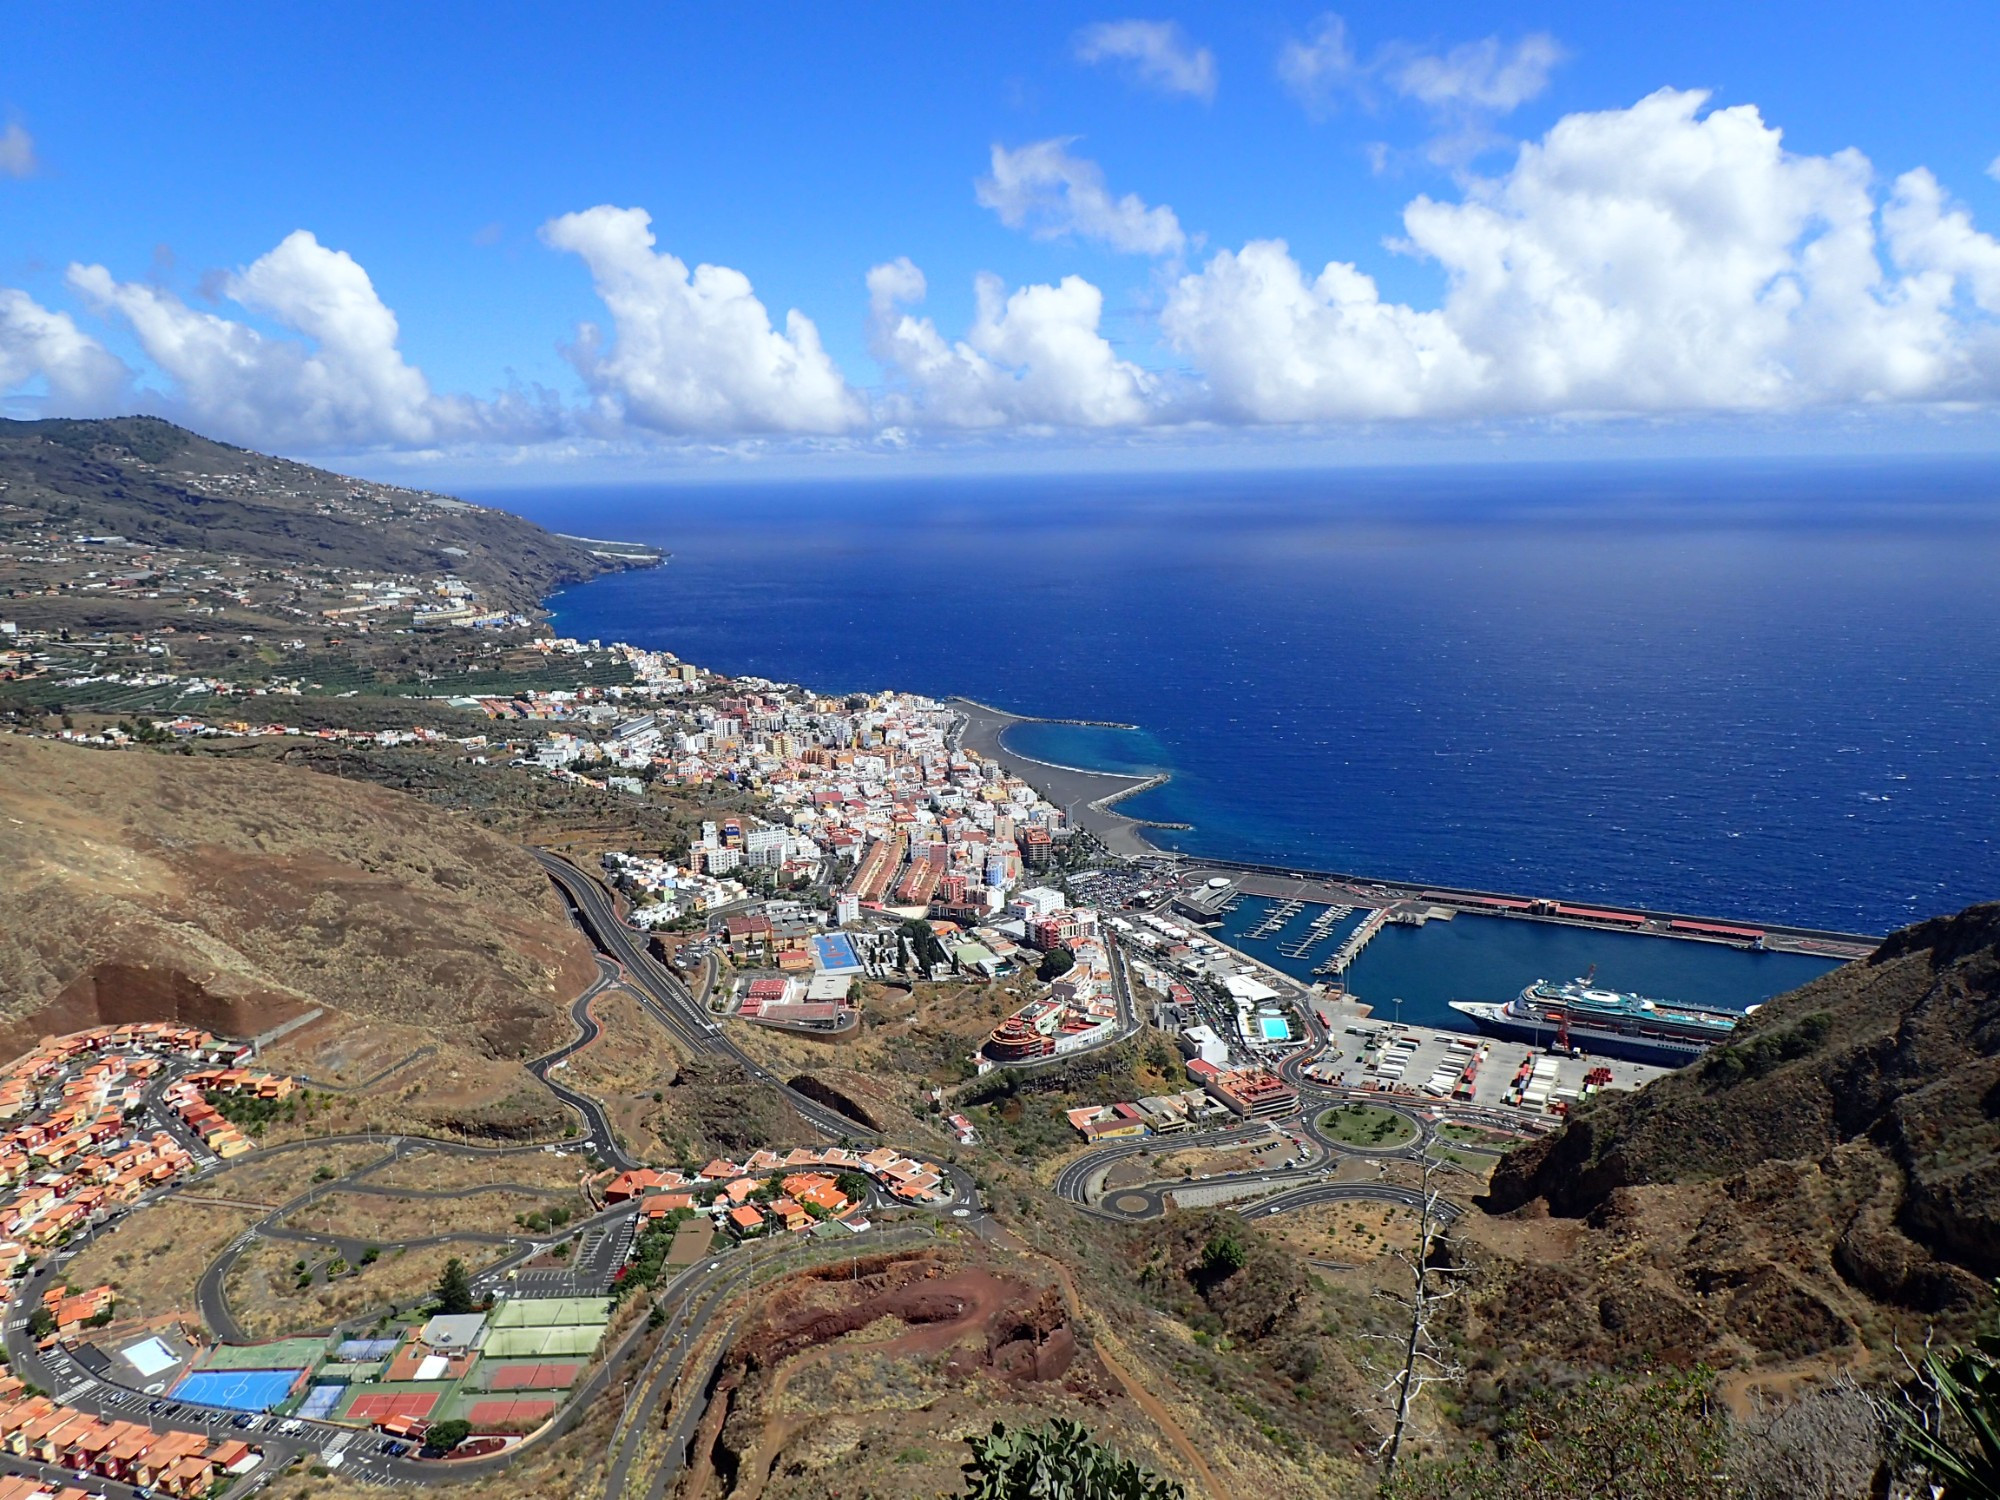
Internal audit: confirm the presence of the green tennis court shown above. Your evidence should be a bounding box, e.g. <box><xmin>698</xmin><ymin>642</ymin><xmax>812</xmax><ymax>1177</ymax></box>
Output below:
<box><xmin>481</xmin><ymin>1324</ymin><xmax>606</xmax><ymax>1360</ymax></box>
<box><xmin>487</xmin><ymin>1297</ymin><xmax>612</xmax><ymax>1329</ymax></box>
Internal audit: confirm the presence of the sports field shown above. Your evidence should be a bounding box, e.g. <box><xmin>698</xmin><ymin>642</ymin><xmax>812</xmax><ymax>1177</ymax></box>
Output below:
<box><xmin>342</xmin><ymin>1389</ymin><xmax>440</xmax><ymax>1424</ymax></box>
<box><xmin>487</xmin><ymin>1296</ymin><xmax>612</xmax><ymax>1329</ymax></box>
<box><xmin>483</xmin><ymin>1324</ymin><xmax>605</xmax><ymax>1359</ymax></box>
<box><xmin>481</xmin><ymin>1359</ymin><xmax>580</xmax><ymax>1391</ymax></box>
<box><xmin>171</xmin><ymin>1368</ymin><xmax>302</xmax><ymax>1411</ymax></box>
<box><xmin>334</xmin><ymin>1338</ymin><xmax>400</xmax><ymax>1361</ymax></box>
<box><xmin>198</xmin><ymin>1337</ymin><xmax>328</xmax><ymax>1370</ymax></box>
<box><xmin>297</xmin><ymin>1385</ymin><xmax>343</xmax><ymax>1420</ymax></box>
<box><xmin>461</xmin><ymin>1397</ymin><xmax>557</xmax><ymax>1430</ymax></box>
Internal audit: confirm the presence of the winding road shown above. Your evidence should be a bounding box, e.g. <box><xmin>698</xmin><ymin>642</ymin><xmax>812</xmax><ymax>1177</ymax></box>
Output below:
<box><xmin>532</xmin><ymin>849</ymin><xmax>882</xmax><ymax>1142</ymax></box>
<box><xmin>0</xmin><ymin>842</ymin><xmax>1528</xmax><ymax>1499</ymax></box>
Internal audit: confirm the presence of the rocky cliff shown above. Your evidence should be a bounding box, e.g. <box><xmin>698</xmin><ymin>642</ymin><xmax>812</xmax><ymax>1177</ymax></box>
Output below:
<box><xmin>1462</xmin><ymin>904</ymin><xmax>1999</xmax><ymax>1377</ymax></box>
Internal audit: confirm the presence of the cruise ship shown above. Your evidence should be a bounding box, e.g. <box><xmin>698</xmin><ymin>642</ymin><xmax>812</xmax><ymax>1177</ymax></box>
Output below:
<box><xmin>1449</xmin><ymin>976</ymin><xmax>1748</xmax><ymax>1067</ymax></box>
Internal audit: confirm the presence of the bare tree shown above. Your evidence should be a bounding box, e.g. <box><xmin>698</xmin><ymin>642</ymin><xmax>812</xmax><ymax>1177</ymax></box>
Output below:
<box><xmin>1362</xmin><ymin>1143</ymin><xmax>1469</xmax><ymax>1478</ymax></box>
<box><xmin>1733</xmin><ymin>1378</ymin><xmax>1895</xmax><ymax>1500</ymax></box>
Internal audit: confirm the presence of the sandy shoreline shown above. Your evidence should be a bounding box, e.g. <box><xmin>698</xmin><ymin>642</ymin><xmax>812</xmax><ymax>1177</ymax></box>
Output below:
<box><xmin>945</xmin><ymin>697</ymin><xmax>1176</xmax><ymax>861</ymax></box>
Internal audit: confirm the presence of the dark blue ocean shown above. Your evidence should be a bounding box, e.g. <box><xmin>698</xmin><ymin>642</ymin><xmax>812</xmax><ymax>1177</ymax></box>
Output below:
<box><xmin>486</xmin><ymin>461</ymin><xmax>2000</xmax><ymax>938</ymax></box>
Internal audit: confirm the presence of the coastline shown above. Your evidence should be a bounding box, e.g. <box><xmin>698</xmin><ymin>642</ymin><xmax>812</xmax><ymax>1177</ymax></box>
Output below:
<box><xmin>945</xmin><ymin>697</ymin><xmax>1184</xmax><ymax>860</ymax></box>
<box><xmin>535</xmin><ymin>573</ymin><xmax>1887</xmax><ymax>954</ymax></box>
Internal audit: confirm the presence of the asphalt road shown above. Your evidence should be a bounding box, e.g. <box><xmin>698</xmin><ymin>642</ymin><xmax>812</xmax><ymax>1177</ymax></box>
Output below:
<box><xmin>528</xmin><ymin>955</ymin><xmax>643</xmax><ymax>1171</ymax></box>
<box><xmin>1052</xmin><ymin>1084</ymin><xmax>1519</xmax><ymax>1231</ymax></box>
<box><xmin>532</xmin><ymin>849</ymin><xmax>879</xmax><ymax>1142</ymax></box>
<box><xmin>0</xmin><ymin>846</ymin><xmax>1120</xmax><ymax>1495</ymax></box>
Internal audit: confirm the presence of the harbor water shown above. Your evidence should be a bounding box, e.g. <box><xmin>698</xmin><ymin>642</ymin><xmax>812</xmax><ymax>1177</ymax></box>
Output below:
<box><xmin>1213</xmin><ymin>896</ymin><xmax>1845</xmax><ymax>1032</ymax></box>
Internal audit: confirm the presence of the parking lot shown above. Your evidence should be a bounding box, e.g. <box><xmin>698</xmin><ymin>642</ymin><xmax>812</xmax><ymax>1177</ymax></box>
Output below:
<box><xmin>1302</xmin><ymin>1001</ymin><xmax>1669</xmax><ymax>1118</ymax></box>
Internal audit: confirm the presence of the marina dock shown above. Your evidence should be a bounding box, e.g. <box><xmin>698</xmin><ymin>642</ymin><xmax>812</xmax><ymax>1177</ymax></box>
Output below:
<box><xmin>1162</xmin><ymin>857</ymin><xmax>1878</xmax><ymax>963</ymax></box>
<box><xmin>1315</xmin><ymin>906</ymin><xmax>1390</xmax><ymax>976</ymax></box>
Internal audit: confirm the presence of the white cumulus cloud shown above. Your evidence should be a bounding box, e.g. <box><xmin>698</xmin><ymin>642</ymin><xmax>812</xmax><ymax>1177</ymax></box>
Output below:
<box><xmin>1164</xmin><ymin>88</ymin><xmax>2000</xmax><ymax>422</ymax></box>
<box><xmin>0</xmin><ymin>289</ymin><xmax>130</xmax><ymax>412</ymax></box>
<box><xmin>1276</xmin><ymin>14</ymin><xmax>1364</xmax><ymax>118</ymax></box>
<box><xmin>976</xmin><ymin>139</ymin><xmax>1185</xmax><ymax>256</ymax></box>
<box><xmin>541</xmin><ymin>205</ymin><xmax>862</xmax><ymax>435</ymax></box>
<box><xmin>1074</xmin><ymin>20</ymin><xmax>1216</xmax><ymax>103</ymax></box>
<box><xmin>0</xmin><ymin>122</ymin><xmax>36</xmax><ymax>178</ymax></box>
<box><xmin>866</xmin><ymin>257</ymin><xmax>1154</xmax><ymax>428</ymax></box>
<box><xmin>66</xmin><ymin>230</ymin><xmax>539</xmax><ymax>450</ymax></box>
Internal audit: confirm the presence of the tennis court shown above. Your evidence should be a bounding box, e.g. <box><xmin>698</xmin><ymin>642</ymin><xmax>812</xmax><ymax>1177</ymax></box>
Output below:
<box><xmin>171</xmin><ymin>1368</ymin><xmax>303</xmax><ymax>1412</ymax></box>
<box><xmin>343</xmin><ymin>1390</ymin><xmax>439</xmax><ymax>1424</ymax></box>
<box><xmin>485</xmin><ymin>1360</ymin><xmax>579</xmax><ymax>1391</ymax></box>
<box><xmin>482</xmin><ymin>1324</ymin><xmax>605</xmax><ymax>1360</ymax></box>
<box><xmin>198</xmin><ymin>1337</ymin><xmax>327</xmax><ymax>1370</ymax></box>
<box><xmin>487</xmin><ymin>1297</ymin><xmax>612</xmax><ymax>1329</ymax></box>
<box><xmin>463</xmin><ymin>1397</ymin><xmax>556</xmax><ymax>1431</ymax></box>
<box><xmin>335</xmin><ymin>1338</ymin><xmax>400</xmax><ymax>1361</ymax></box>
<box><xmin>296</xmin><ymin>1385</ymin><xmax>343</xmax><ymax>1420</ymax></box>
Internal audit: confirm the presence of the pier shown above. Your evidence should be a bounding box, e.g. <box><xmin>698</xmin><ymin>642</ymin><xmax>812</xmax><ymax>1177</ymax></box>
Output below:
<box><xmin>1152</xmin><ymin>857</ymin><xmax>1879</xmax><ymax>962</ymax></box>
<box><xmin>1277</xmin><ymin>903</ymin><xmax>1355</xmax><ymax>959</ymax></box>
<box><xmin>1317</xmin><ymin>906</ymin><xmax>1391</xmax><ymax>976</ymax></box>
<box><xmin>1246</xmin><ymin>899</ymin><xmax>1304</xmax><ymax>940</ymax></box>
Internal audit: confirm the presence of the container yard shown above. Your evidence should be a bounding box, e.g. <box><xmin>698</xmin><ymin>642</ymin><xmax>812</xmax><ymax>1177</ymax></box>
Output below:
<box><xmin>1297</xmin><ymin>998</ymin><xmax>1670</xmax><ymax>1117</ymax></box>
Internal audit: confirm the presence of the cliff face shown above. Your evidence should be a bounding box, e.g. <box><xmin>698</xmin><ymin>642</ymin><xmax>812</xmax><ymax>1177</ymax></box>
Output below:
<box><xmin>1459</xmin><ymin>904</ymin><xmax>1999</xmax><ymax>1378</ymax></box>
<box><xmin>1486</xmin><ymin>902</ymin><xmax>2000</xmax><ymax>1293</ymax></box>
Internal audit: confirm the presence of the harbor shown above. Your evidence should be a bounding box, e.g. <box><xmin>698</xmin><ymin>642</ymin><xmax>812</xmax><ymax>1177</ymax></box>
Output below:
<box><xmin>956</xmin><ymin>699</ymin><xmax>1878</xmax><ymax>1058</ymax></box>
<box><xmin>1148</xmin><ymin>863</ymin><xmax>1856</xmax><ymax>1050</ymax></box>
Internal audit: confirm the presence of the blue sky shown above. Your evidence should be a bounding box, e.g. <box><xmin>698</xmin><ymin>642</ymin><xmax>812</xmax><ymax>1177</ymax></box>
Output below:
<box><xmin>5</xmin><ymin>2</ymin><xmax>2000</xmax><ymax>480</ymax></box>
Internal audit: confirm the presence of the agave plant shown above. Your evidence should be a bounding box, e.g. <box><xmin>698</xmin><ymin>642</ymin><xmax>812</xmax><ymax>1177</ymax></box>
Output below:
<box><xmin>1900</xmin><ymin>1299</ymin><xmax>2000</xmax><ymax>1500</ymax></box>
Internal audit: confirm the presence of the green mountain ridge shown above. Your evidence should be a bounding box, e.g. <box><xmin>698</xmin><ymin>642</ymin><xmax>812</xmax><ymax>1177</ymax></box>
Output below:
<box><xmin>0</xmin><ymin>415</ymin><xmax>635</xmax><ymax>618</ymax></box>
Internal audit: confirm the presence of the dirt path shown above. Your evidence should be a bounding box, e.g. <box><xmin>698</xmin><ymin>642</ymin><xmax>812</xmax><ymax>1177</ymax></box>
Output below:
<box><xmin>1035</xmin><ymin>1254</ymin><xmax>1233</xmax><ymax>1500</ymax></box>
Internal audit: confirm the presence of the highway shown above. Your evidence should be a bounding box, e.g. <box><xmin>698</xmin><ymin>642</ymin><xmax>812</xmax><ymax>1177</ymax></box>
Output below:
<box><xmin>0</xmin><ymin>854</ymin><xmax>990</xmax><ymax>1494</ymax></box>
<box><xmin>532</xmin><ymin>849</ymin><xmax>881</xmax><ymax>1142</ymax></box>
<box><xmin>12</xmin><ymin>845</ymin><xmax>1513</xmax><ymax>1494</ymax></box>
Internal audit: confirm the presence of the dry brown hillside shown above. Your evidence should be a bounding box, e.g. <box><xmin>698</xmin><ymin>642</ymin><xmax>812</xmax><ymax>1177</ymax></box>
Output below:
<box><xmin>0</xmin><ymin>734</ymin><xmax>597</xmax><ymax>1061</ymax></box>
<box><xmin>1460</xmin><ymin>901</ymin><xmax>2000</xmax><ymax>1389</ymax></box>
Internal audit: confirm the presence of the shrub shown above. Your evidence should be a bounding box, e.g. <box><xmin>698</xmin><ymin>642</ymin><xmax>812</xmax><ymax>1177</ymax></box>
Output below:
<box><xmin>959</xmin><ymin>1419</ymin><xmax>1183</xmax><ymax>1500</ymax></box>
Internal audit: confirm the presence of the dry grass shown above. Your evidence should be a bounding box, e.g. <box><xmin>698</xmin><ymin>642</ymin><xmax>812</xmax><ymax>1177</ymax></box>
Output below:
<box><xmin>0</xmin><ymin>735</ymin><xmax>597</xmax><ymax>1061</ymax></box>
<box><xmin>1263</xmin><ymin>1200</ymin><xmax>1425</xmax><ymax>1263</ymax></box>
<box><xmin>362</xmin><ymin>1146</ymin><xmax>590</xmax><ymax>1195</ymax></box>
<box><xmin>1145</xmin><ymin>1138</ymin><xmax>1296</xmax><ymax>1182</ymax></box>
<box><xmin>224</xmin><ymin>1237</ymin><xmax>503</xmax><ymax>1340</ymax></box>
<box><xmin>278</xmin><ymin>1186</ymin><xmax>569</xmax><ymax>1242</ymax></box>
<box><xmin>200</xmin><ymin>1144</ymin><xmax>393</xmax><ymax>1207</ymax></box>
<box><xmin>63</xmin><ymin>1201</ymin><xmax>258</xmax><ymax>1324</ymax></box>
<box><xmin>554</xmin><ymin>987</ymin><xmax>684</xmax><ymax>1160</ymax></box>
